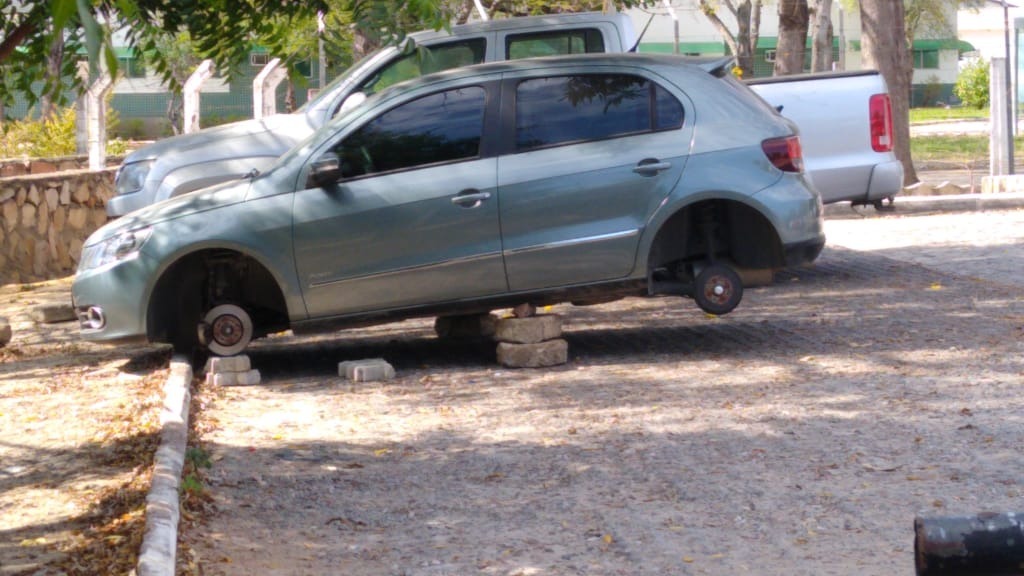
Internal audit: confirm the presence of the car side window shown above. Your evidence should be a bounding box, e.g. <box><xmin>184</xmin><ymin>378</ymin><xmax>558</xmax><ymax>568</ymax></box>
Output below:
<box><xmin>361</xmin><ymin>39</ymin><xmax>487</xmax><ymax>96</ymax></box>
<box><xmin>515</xmin><ymin>74</ymin><xmax>684</xmax><ymax>152</ymax></box>
<box><xmin>333</xmin><ymin>87</ymin><xmax>487</xmax><ymax>179</ymax></box>
<box><xmin>506</xmin><ymin>29</ymin><xmax>605</xmax><ymax>59</ymax></box>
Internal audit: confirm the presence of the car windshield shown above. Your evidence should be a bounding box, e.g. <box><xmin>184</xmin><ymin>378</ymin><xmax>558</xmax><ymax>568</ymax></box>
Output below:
<box><xmin>296</xmin><ymin>46</ymin><xmax>399</xmax><ymax>114</ymax></box>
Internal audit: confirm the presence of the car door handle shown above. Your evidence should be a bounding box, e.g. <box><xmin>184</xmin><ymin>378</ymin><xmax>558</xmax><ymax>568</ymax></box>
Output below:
<box><xmin>450</xmin><ymin>190</ymin><xmax>491</xmax><ymax>208</ymax></box>
<box><xmin>633</xmin><ymin>160</ymin><xmax>672</xmax><ymax>176</ymax></box>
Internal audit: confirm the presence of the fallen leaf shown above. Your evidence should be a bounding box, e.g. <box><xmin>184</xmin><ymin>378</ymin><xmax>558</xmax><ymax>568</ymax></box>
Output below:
<box><xmin>683</xmin><ymin>556</ymin><xmax>695</xmax><ymax>563</ymax></box>
<box><xmin>928</xmin><ymin>283</ymin><xmax>943</xmax><ymax>291</ymax></box>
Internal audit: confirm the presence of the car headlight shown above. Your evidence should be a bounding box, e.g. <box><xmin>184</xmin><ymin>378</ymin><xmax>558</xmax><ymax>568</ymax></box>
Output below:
<box><xmin>115</xmin><ymin>160</ymin><xmax>154</xmax><ymax>195</ymax></box>
<box><xmin>79</xmin><ymin>227</ymin><xmax>153</xmax><ymax>272</ymax></box>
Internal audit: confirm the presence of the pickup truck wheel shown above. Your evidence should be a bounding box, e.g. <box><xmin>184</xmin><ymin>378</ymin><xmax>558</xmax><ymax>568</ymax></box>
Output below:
<box><xmin>199</xmin><ymin>304</ymin><xmax>254</xmax><ymax>357</ymax></box>
<box><xmin>873</xmin><ymin>196</ymin><xmax>896</xmax><ymax>212</ymax></box>
<box><xmin>694</xmin><ymin>264</ymin><xmax>743</xmax><ymax>316</ymax></box>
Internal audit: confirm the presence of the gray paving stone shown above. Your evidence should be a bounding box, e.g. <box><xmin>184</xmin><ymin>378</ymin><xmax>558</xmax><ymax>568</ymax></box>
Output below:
<box><xmin>31</xmin><ymin>303</ymin><xmax>76</xmax><ymax>324</ymax></box>
<box><xmin>206</xmin><ymin>369</ymin><xmax>261</xmax><ymax>387</ymax></box>
<box><xmin>495</xmin><ymin>315</ymin><xmax>562</xmax><ymax>344</ymax></box>
<box><xmin>496</xmin><ymin>338</ymin><xmax>569</xmax><ymax>368</ymax></box>
<box><xmin>205</xmin><ymin>355</ymin><xmax>252</xmax><ymax>374</ymax></box>
<box><xmin>339</xmin><ymin>359</ymin><xmax>395</xmax><ymax>382</ymax></box>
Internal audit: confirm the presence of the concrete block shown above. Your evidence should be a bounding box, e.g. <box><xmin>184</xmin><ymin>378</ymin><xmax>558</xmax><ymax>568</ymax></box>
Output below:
<box><xmin>495</xmin><ymin>314</ymin><xmax>562</xmax><ymax>344</ymax></box>
<box><xmin>496</xmin><ymin>339</ymin><xmax>569</xmax><ymax>368</ymax></box>
<box><xmin>0</xmin><ymin>317</ymin><xmax>11</xmax><ymax>347</ymax></box>
<box><xmin>206</xmin><ymin>369</ymin><xmax>261</xmax><ymax>387</ymax></box>
<box><xmin>204</xmin><ymin>355</ymin><xmax>252</xmax><ymax>374</ymax></box>
<box><xmin>434</xmin><ymin>313</ymin><xmax>498</xmax><ymax>339</ymax></box>
<box><xmin>31</xmin><ymin>303</ymin><xmax>76</xmax><ymax>323</ymax></box>
<box><xmin>338</xmin><ymin>359</ymin><xmax>395</xmax><ymax>382</ymax></box>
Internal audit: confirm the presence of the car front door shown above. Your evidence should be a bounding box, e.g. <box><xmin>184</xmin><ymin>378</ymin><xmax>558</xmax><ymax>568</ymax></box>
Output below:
<box><xmin>292</xmin><ymin>84</ymin><xmax>507</xmax><ymax>318</ymax></box>
<box><xmin>497</xmin><ymin>72</ymin><xmax>692</xmax><ymax>292</ymax></box>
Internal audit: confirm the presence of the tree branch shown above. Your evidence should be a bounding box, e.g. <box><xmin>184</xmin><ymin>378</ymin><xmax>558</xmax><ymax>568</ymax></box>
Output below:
<box><xmin>0</xmin><ymin>19</ymin><xmax>39</xmax><ymax>65</ymax></box>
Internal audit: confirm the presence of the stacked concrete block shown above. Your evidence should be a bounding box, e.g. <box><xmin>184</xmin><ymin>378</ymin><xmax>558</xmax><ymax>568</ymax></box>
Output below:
<box><xmin>495</xmin><ymin>314</ymin><xmax>569</xmax><ymax>368</ymax></box>
<box><xmin>204</xmin><ymin>355</ymin><xmax>261</xmax><ymax>386</ymax></box>
<box><xmin>338</xmin><ymin>359</ymin><xmax>395</xmax><ymax>382</ymax></box>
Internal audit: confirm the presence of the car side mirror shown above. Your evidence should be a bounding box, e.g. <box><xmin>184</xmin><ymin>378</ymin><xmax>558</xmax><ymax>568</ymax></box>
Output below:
<box><xmin>337</xmin><ymin>91</ymin><xmax>367</xmax><ymax>117</ymax></box>
<box><xmin>308</xmin><ymin>153</ymin><xmax>344</xmax><ymax>188</ymax></box>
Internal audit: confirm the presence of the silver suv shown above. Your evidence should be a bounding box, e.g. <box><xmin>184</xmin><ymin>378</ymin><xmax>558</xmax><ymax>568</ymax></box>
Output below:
<box><xmin>108</xmin><ymin>12</ymin><xmax>636</xmax><ymax>216</ymax></box>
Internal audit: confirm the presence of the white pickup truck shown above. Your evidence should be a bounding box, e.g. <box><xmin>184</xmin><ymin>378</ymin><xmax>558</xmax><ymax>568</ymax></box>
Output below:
<box><xmin>106</xmin><ymin>11</ymin><xmax>902</xmax><ymax>217</ymax></box>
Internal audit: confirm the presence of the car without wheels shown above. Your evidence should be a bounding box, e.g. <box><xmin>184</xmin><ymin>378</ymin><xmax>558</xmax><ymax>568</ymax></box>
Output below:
<box><xmin>73</xmin><ymin>53</ymin><xmax>825</xmax><ymax>357</ymax></box>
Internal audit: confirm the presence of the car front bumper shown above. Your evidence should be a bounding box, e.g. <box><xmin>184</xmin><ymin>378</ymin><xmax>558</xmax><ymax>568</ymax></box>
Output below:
<box><xmin>72</xmin><ymin>254</ymin><xmax>155</xmax><ymax>344</ymax></box>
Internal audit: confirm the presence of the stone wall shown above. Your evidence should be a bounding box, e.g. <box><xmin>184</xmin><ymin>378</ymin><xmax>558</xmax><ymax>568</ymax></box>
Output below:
<box><xmin>0</xmin><ymin>169</ymin><xmax>115</xmax><ymax>284</ymax></box>
<box><xmin>0</xmin><ymin>155</ymin><xmax>123</xmax><ymax>177</ymax></box>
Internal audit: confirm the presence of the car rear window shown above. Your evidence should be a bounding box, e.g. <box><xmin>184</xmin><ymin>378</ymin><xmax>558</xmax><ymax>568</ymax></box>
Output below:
<box><xmin>515</xmin><ymin>74</ymin><xmax>684</xmax><ymax>151</ymax></box>
<box><xmin>506</xmin><ymin>29</ymin><xmax>605</xmax><ymax>59</ymax></box>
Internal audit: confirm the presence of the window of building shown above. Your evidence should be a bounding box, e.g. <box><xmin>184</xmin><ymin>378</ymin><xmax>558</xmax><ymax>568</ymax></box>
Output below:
<box><xmin>251</xmin><ymin>53</ymin><xmax>270</xmax><ymax>67</ymax></box>
<box><xmin>334</xmin><ymin>87</ymin><xmax>486</xmax><ymax>178</ymax></box>
<box><xmin>764</xmin><ymin>49</ymin><xmax>777</xmax><ymax>63</ymax></box>
<box><xmin>913</xmin><ymin>49</ymin><xmax>939</xmax><ymax>69</ymax></box>
<box><xmin>118</xmin><ymin>57</ymin><xmax>147</xmax><ymax>78</ymax></box>
<box><xmin>514</xmin><ymin>74</ymin><xmax>683</xmax><ymax>152</ymax></box>
<box><xmin>506</xmin><ymin>29</ymin><xmax>605</xmax><ymax>59</ymax></box>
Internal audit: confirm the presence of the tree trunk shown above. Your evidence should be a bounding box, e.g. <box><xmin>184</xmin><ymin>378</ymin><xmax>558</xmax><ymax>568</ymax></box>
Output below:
<box><xmin>699</xmin><ymin>0</ymin><xmax>761</xmax><ymax>78</ymax></box>
<box><xmin>859</xmin><ymin>0</ymin><xmax>918</xmax><ymax>185</ymax></box>
<box><xmin>735</xmin><ymin>1</ymin><xmax>755</xmax><ymax>76</ymax></box>
<box><xmin>811</xmin><ymin>0</ymin><xmax>834</xmax><ymax>72</ymax></box>
<box><xmin>352</xmin><ymin>29</ymin><xmax>380</xmax><ymax>61</ymax></box>
<box><xmin>775</xmin><ymin>0</ymin><xmax>809</xmax><ymax>76</ymax></box>
<box><xmin>285</xmin><ymin>81</ymin><xmax>296</xmax><ymax>113</ymax></box>
<box><xmin>40</xmin><ymin>30</ymin><xmax>65</xmax><ymax>120</ymax></box>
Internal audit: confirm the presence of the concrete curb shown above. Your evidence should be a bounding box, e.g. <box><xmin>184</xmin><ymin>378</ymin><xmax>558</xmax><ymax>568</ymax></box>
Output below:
<box><xmin>825</xmin><ymin>191</ymin><xmax>1024</xmax><ymax>218</ymax></box>
<box><xmin>137</xmin><ymin>355</ymin><xmax>193</xmax><ymax>576</ymax></box>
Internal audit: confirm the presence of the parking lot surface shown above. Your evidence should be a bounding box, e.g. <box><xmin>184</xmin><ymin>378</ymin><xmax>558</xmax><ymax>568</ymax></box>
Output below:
<box><xmin>185</xmin><ymin>209</ymin><xmax>1024</xmax><ymax>576</ymax></box>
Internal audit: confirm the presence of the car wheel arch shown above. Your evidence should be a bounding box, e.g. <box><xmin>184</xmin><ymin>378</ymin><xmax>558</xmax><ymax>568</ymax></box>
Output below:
<box><xmin>145</xmin><ymin>247</ymin><xmax>291</xmax><ymax>349</ymax></box>
<box><xmin>638</xmin><ymin>195</ymin><xmax>786</xmax><ymax>278</ymax></box>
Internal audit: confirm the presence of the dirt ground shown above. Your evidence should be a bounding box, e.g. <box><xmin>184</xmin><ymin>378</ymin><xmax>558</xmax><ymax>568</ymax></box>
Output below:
<box><xmin>0</xmin><ymin>278</ymin><xmax>169</xmax><ymax>575</ymax></box>
<box><xmin>181</xmin><ymin>213</ymin><xmax>1024</xmax><ymax>575</ymax></box>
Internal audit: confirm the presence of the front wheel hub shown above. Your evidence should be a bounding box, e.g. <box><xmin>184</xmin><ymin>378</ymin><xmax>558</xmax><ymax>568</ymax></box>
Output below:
<box><xmin>201</xmin><ymin>304</ymin><xmax>254</xmax><ymax>356</ymax></box>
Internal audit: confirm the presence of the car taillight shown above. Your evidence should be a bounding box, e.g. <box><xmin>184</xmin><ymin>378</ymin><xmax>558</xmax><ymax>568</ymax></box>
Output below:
<box><xmin>762</xmin><ymin>135</ymin><xmax>804</xmax><ymax>173</ymax></box>
<box><xmin>869</xmin><ymin>93</ymin><xmax>894</xmax><ymax>152</ymax></box>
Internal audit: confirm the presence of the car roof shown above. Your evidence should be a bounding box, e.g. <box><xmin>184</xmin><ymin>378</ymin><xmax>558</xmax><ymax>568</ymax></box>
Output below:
<box><xmin>406</xmin><ymin>11</ymin><xmax>631</xmax><ymax>42</ymax></box>
<box><xmin>375</xmin><ymin>53</ymin><xmax>735</xmax><ymax>99</ymax></box>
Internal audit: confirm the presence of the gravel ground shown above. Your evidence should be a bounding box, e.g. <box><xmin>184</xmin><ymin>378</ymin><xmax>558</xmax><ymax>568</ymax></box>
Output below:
<box><xmin>183</xmin><ymin>209</ymin><xmax>1024</xmax><ymax>575</ymax></box>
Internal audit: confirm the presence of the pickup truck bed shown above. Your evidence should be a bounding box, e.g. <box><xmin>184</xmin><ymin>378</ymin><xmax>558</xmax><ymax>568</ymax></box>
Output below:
<box><xmin>748</xmin><ymin>71</ymin><xmax>904</xmax><ymax>206</ymax></box>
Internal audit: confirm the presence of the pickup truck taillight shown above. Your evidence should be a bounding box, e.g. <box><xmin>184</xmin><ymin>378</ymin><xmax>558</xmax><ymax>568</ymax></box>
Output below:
<box><xmin>762</xmin><ymin>135</ymin><xmax>804</xmax><ymax>173</ymax></box>
<box><xmin>870</xmin><ymin>93</ymin><xmax>894</xmax><ymax>152</ymax></box>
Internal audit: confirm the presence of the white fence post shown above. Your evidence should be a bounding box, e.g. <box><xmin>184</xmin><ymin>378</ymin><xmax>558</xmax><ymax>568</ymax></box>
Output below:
<box><xmin>991</xmin><ymin>57</ymin><xmax>1012</xmax><ymax>176</ymax></box>
<box><xmin>252</xmin><ymin>58</ymin><xmax>288</xmax><ymax>120</ymax></box>
<box><xmin>183</xmin><ymin>60</ymin><xmax>214</xmax><ymax>134</ymax></box>
<box><xmin>75</xmin><ymin>61</ymin><xmax>114</xmax><ymax>170</ymax></box>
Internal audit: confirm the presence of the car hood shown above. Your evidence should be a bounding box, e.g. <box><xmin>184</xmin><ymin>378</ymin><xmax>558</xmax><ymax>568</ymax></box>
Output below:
<box><xmin>122</xmin><ymin>114</ymin><xmax>315</xmax><ymax>164</ymax></box>
<box><xmin>89</xmin><ymin>179</ymin><xmax>252</xmax><ymax>244</ymax></box>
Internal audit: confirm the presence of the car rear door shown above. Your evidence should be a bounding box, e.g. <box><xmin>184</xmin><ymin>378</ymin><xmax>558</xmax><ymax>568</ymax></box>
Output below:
<box><xmin>496</xmin><ymin>70</ymin><xmax>693</xmax><ymax>292</ymax></box>
<box><xmin>292</xmin><ymin>83</ymin><xmax>507</xmax><ymax>318</ymax></box>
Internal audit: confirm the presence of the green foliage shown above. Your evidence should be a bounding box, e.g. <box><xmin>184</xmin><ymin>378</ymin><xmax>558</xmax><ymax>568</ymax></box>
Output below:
<box><xmin>0</xmin><ymin>106</ymin><xmax>131</xmax><ymax>159</ymax></box>
<box><xmin>909</xmin><ymin>106</ymin><xmax>987</xmax><ymax>123</ymax></box>
<box><xmin>0</xmin><ymin>108</ymin><xmax>77</xmax><ymax>158</ymax></box>
<box><xmin>910</xmin><ymin>133</ymin><xmax>1024</xmax><ymax>165</ymax></box>
<box><xmin>954</xmin><ymin>58</ymin><xmax>989</xmax><ymax>109</ymax></box>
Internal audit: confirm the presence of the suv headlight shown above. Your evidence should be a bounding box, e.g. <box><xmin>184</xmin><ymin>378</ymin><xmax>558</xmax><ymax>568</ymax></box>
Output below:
<box><xmin>79</xmin><ymin>227</ymin><xmax>153</xmax><ymax>272</ymax></box>
<box><xmin>115</xmin><ymin>160</ymin><xmax>154</xmax><ymax>195</ymax></box>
